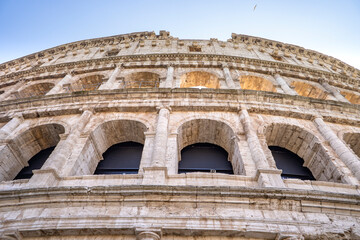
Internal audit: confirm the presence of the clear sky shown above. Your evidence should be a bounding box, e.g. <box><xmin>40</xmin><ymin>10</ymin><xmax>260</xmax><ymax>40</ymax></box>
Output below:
<box><xmin>0</xmin><ymin>0</ymin><xmax>359</xmax><ymax>69</ymax></box>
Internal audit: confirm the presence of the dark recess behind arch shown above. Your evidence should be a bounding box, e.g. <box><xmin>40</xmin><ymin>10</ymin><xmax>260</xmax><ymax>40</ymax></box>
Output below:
<box><xmin>179</xmin><ymin>143</ymin><xmax>233</xmax><ymax>174</ymax></box>
<box><xmin>269</xmin><ymin>146</ymin><xmax>315</xmax><ymax>180</ymax></box>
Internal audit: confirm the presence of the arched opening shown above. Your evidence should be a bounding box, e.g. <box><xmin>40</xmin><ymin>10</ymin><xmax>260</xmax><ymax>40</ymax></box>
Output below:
<box><xmin>179</xmin><ymin>143</ymin><xmax>233</xmax><ymax>174</ymax></box>
<box><xmin>19</xmin><ymin>82</ymin><xmax>55</xmax><ymax>98</ymax></box>
<box><xmin>72</xmin><ymin>120</ymin><xmax>147</xmax><ymax>176</ymax></box>
<box><xmin>264</xmin><ymin>123</ymin><xmax>345</xmax><ymax>182</ymax></box>
<box><xmin>343</xmin><ymin>132</ymin><xmax>360</xmax><ymax>158</ymax></box>
<box><xmin>291</xmin><ymin>81</ymin><xmax>328</xmax><ymax>99</ymax></box>
<box><xmin>94</xmin><ymin>141</ymin><xmax>143</xmax><ymax>174</ymax></box>
<box><xmin>14</xmin><ymin>146</ymin><xmax>55</xmax><ymax>179</ymax></box>
<box><xmin>124</xmin><ymin>72</ymin><xmax>160</xmax><ymax>88</ymax></box>
<box><xmin>269</xmin><ymin>146</ymin><xmax>315</xmax><ymax>180</ymax></box>
<box><xmin>177</xmin><ymin>119</ymin><xmax>242</xmax><ymax>175</ymax></box>
<box><xmin>340</xmin><ymin>91</ymin><xmax>360</xmax><ymax>104</ymax></box>
<box><xmin>180</xmin><ymin>71</ymin><xmax>219</xmax><ymax>89</ymax></box>
<box><xmin>0</xmin><ymin>123</ymin><xmax>65</xmax><ymax>181</ymax></box>
<box><xmin>239</xmin><ymin>75</ymin><xmax>277</xmax><ymax>92</ymax></box>
<box><xmin>72</xmin><ymin>74</ymin><xmax>105</xmax><ymax>91</ymax></box>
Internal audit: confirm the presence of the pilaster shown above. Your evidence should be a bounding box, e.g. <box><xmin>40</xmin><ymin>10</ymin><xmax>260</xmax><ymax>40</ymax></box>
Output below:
<box><xmin>0</xmin><ymin>113</ymin><xmax>24</xmax><ymax>139</ymax></box>
<box><xmin>240</xmin><ymin>105</ymin><xmax>284</xmax><ymax>187</ymax></box>
<box><xmin>314</xmin><ymin>117</ymin><xmax>360</xmax><ymax>182</ymax></box>
<box><xmin>164</xmin><ymin>65</ymin><xmax>174</xmax><ymax>88</ymax></box>
<box><xmin>222</xmin><ymin>64</ymin><xmax>236</xmax><ymax>88</ymax></box>
<box><xmin>274</xmin><ymin>73</ymin><xmax>297</xmax><ymax>95</ymax></box>
<box><xmin>98</xmin><ymin>64</ymin><xmax>121</xmax><ymax>90</ymax></box>
<box><xmin>319</xmin><ymin>78</ymin><xmax>350</xmax><ymax>103</ymax></box>
<box><xmin>46</xmin><ymin>72</ymin><xmax>74</xmax><ymax>95</ymax></box>
<box><xmin>29</xmin><ymin>109</ymin><xmax>94</xmax><ymax>186</ymax></box>
<box><xmin>0</xmin><ymin>80</ymin><xmax>24</xmax><ymax>101</ymax></box>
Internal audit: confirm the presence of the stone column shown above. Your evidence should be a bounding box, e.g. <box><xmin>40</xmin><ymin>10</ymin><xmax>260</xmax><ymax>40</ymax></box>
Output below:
<box><xmin>240</xmin><ymin>105</ymin><xmax>284</xmax><ymax>187</ymax></box>
<box><xmin>46</xmin><ymin>73</ymin><xmax>73</xmax><ymax>95</ymax></box>
<box><xmin>165</xmin><ymin>132</ymin><xmax>179</xmax><ymax>175</ymax></box>
<box><xmin>0</xmin><ymin>114</ymin><xmax>24</xmax><ymax>139</ymax></box>
<box><xmin>45</xmin><ymin>110</ymin><xmax>93</xmax><ymax>171</ymax></box>
<box><xmin>138</xmin><ymin>132</ymin><xmax>155</xmax><ymax>173</ymax></box>
<box><xmin>98</xmin><ymin>64</ymin><xmax>121</xmax><ymax>90</ymax></box>
<box><xmin>314</xmin><ymin>117</ymin><xmax>360</xmax><ymax>180</ymax></box>
<box><xmin>151</xmin><ymin>107</ymin><xmax>170</xmax><ymax>167</ymax></box>
<box><xmin>164</xmin><ymin>65</ymin><xmax>174</xmax><ymax>88</ymax></box>
<box><xmin>142</xmin><ymin>107</ymin><xmax>170</xmax><ymax>185</ymax></box>
<box><xmin>29</xmin><ymin>110</ymin><xmax>93</xmax><ymax>186</ymax></box>
<box><xmin>240</xmin><ymin>108</ymin><xmax>269</xmax><ymax>169</ymax></box>
<box><xmin>222</xmin><ymin>65</ymin><xmax>236</xmax><ymax>88</ymax></box>
<box><xmin>319</xmin><ymin>78</ymin><xmax>349</xmax><ymax>103</ymax></box>
<box><xmin>274</xmin><ymin>73</ymin><xmax>297</xmax><ymax>95</ymax></box>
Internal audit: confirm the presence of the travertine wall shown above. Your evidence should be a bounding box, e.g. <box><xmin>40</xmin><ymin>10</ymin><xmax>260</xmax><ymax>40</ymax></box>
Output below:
<box><xmin>0</xmin><ymin>31</ymin><xmax>359</xmax><ymax>240</ymax></box>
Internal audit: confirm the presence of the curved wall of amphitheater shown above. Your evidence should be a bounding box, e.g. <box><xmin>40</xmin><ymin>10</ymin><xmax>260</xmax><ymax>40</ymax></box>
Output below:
<box><xmin>0</xmin><ymin>31</ymin><xmax>360</xmax><ymax>240</ymax></box>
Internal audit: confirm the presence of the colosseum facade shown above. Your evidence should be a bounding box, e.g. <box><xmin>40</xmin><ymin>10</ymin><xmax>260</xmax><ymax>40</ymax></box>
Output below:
<box><xmin>0</xmin><ymin>31</ymin><xmax>359</xmax><ymax>240</ymax></box>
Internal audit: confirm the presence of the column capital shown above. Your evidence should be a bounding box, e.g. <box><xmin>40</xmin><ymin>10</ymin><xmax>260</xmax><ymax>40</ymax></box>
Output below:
<box><xmin>79</xmin><ymin>107</ymin><xmax>95</xmax><ymax>114</ymax></box>
<box><xmin>9</xmin><ymin>112</ymin><xmax>24</xmax><ymax>120</ymax></box>
<box><xmin>156</xmin><ymin>105</ymin><xmax>171</xmax><ymax>113</ymax></box>
<box><xmin>318</xmin><ymin>77</ymin><xmax>327</xmax><ymax>84</ymax></box>
<box><xmin>136</xmin><ymin>230</ymin><xmax>161</xmax><ymax>240</ymax></box>
<box><xmin>64</xmin><ymin>70</ymin><xmax>74</xmax><ymax>76</ymax></box>
<box><xmin>113</xmin><ymin>63</ymin><xmax>123</xmax><ymax>68</ymax></box>
<box><xmin>221</xmin><ymin>62</ymin><xmax>229</xmax><ymax>68</ymax></box>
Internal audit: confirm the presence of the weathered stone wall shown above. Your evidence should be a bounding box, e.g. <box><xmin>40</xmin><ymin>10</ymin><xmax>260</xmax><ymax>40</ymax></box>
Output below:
<box><xmin>0</xmin><ymin>31</ymin><xmax>359</xmax><ymax>239</ymax></box>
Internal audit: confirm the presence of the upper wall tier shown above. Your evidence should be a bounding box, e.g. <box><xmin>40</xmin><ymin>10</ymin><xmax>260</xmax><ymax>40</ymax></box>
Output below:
<box><xmin>0</xmin><ymin>31</ymin><xmax>359</xmax><ymax>87</ymax></box>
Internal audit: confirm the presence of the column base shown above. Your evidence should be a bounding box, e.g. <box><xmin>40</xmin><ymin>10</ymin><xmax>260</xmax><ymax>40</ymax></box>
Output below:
<box><xmin>27</xmin><ymin>168</ymin><xmax>61</xmax><ymax>187</ymax></box>
<box><xmin>256</xmin><ymin>168</ymin><xmax>285</xmax><ymax>188</ymax></box>
<box><xmin>142</xmin><ymin>167</ymin><xmax>167</xmax><ymax>185</ymax></box>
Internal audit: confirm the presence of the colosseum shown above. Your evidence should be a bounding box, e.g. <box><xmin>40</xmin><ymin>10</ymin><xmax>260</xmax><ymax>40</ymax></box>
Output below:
<box><xmin>0</xmin><ymin>31</ymin><xmax>359</xmax><ymax>240</ymax></box>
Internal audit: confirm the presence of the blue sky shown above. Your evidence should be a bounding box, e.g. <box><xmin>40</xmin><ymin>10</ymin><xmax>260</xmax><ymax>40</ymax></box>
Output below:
<box><xmin>0</xmin><ymin>0</ymin><xmax>359</xmax><ymax>68</ymax></box>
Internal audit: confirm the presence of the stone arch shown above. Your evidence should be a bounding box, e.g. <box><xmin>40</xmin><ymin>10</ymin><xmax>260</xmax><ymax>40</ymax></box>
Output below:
<box><xmin>177</xmin><ymin>119</ymin><xmax>243</xmax><ymax>174</ymax></box>
<box><xmin>72</xmin><ymin>74</ymin><xmax>105</xmax><ymax>91</ymax></box>
<box><xmin>18</xmin><ymin>82</ymin><xmax>55</xmax><ymax>98</ymax></box>
<box><xmin>11</xmin><ymin>118</ymin><xmax>71</xmax><ymax>138</ymax></box>
<box><xmin>343</xmin><ymin>132</ymin><xmax>360</xmax><ymax>158</ymax></box>
<box><xmin>180</xmin><ymin>71</ymin><xmax>220</xmax><ymax>89</ymax></box>
<box><xmin>123</xmin><ymin>72</ymin><xmax>160</xmax><ymax>88</ymax></box>
<box><xmin>264</xmin><ymin>122</ymin><xmax>346</xmax><ymax>183</ymax></box>
<box><xmin>83</xmin><ymin>114</ymin><xmax>154</xmax><ymax>134</ymax></box>
<box><xmin>171</xmin><ymin>114</ymin><xmax>238</xmax><ymax>135</ymax></box>
<box><xmin>74</xmin><ymin>119</ymin><xmax>148</xmax><ymax>176</ymax></box>
<box><xmin>291</xmin><ymin>81</ymin><xmax>328</xmax><ymax>99</ymax></box>
<box><xmin>239</xmin><ymin>75</ymin><xmax>277</xmax><ymax>92</ymax></box>
<box><xmin>0</xmin><ymin>123</ymin><xmax>65</xmax><ymax>181</ymax></box>
<box><xmin>340</xmin><ymin>91</ymin><xmax>360</xmax><ymax>104</ymax></box>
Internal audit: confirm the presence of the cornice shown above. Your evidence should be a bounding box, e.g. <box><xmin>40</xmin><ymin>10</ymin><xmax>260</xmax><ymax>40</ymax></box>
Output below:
<box><xmin>0</xmin><ymin>31</ymin><xmax>358</xmax><ymax>80</ymax></box>
<box><xmin>231</xmin><ymin>33</ymin><xmax>359</xmax><ymax>75</ymax></box>
<box><xmin>0</xmin><ymin>89</ymin><xmax>358</xmax><ymax>127</ymax></box>
<box><xmin>0</xmin><ymin>53</ymin><xmax>359</xmax><ymax>92</ymax></box>
<box><xmin>0</xmin><ymin>31</ymin><xmax>171</xmax><ymax>69</ymax></box>
<box><xmin>0</xmin><ymin>184</ymin><xmax>359</xmax><ymax>207</ymax></box>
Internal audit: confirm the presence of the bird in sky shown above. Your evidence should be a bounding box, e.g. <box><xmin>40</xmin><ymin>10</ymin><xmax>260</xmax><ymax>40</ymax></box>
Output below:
<box><xmin>253</xmin><ymin>4</ymin><xmax>257</xmax><ymax>11</ymax></box>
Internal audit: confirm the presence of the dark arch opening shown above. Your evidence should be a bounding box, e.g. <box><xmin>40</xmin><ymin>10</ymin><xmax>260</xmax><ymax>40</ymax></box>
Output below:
<box><xmin>178</xmin><ymin>143</ymin><xmax>233</xmax><ymax>174</ymax></box>
<box><xmin>94</xmin><ymin>141</ymin><xmax>143</xmax><ymax>175</ymax></box>
<box><xmin>14</xmin><ymin>146</ymin><xmax>55</xmax><ymax>180</ymax></box>
<box><xmin>269</xmin><ymin>146</ymin><xmax>315</xmax><ymax>180</ymax></box>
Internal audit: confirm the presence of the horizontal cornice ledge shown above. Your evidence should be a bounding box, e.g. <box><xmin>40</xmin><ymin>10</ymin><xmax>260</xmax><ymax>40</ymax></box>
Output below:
<box><xmin>1</xmin><ymin>53</ymin><xmax>358</xmax><ymax>91</ymax></box>
<box><xmin>0</xmin><ymin>184</ymin><xmax>359</xmax><ymax>205</ymax></box>
<box><xmin>0</xmin><ymin>89</ymin><xmax>359</xmax><ymax>126</ymax></box>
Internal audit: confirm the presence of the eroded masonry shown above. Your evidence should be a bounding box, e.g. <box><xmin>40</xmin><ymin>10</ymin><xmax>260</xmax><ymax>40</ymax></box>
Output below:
<box><xmin>0</xmin><ymin>31</ymin><xmax>360</xmax><ymax>240</ymax></box>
